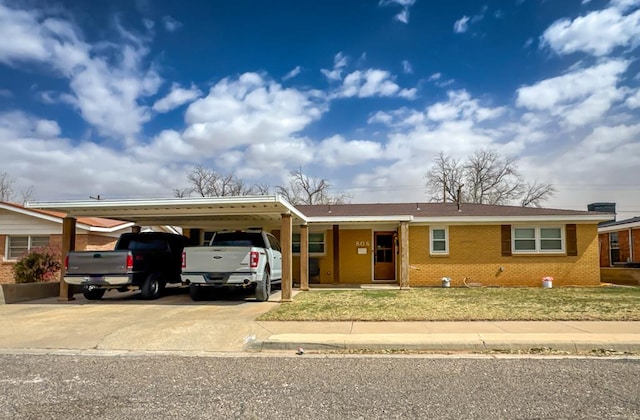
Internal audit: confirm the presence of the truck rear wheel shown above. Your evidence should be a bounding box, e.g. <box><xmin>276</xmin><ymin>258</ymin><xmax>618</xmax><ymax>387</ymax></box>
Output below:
<box><xmin>255</xmin><ymin>269</ymin><xmax>271</xmax><ymax>302</ymax></box>
<box><xmin>83</xmin><ymin>286</ymin><xmax>106</xmax><ymax>300</ymax></box>
<box><xmin>189</xmin><ymin>284</ymin><xmax>205</xmax><ymax>301</ymax></box>
<box><xmin>141</xmin><ymin>273</ymin><xmax>162</xmax><ymax>300</ymax></box>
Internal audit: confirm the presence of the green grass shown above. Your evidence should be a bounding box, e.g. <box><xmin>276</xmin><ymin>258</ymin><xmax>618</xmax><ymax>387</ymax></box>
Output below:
<box><xmin>258</xmin><ymin>286</ymin><xmax>640</xmax><ymax>321</ymax></box>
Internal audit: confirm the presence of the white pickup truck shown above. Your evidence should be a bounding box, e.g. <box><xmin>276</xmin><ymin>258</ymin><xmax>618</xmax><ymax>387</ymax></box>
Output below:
<box><xmin>181</xmin><ymin>230</ymin><xmax>282</xmax><ymax>301</ymax></box>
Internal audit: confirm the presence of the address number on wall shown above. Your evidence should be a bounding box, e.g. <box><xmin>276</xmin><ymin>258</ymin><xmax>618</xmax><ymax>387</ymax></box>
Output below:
<box><xmin>355</xmin><ymin>241</ymin><xmax>371</xmax><ymax>247</ymax></box>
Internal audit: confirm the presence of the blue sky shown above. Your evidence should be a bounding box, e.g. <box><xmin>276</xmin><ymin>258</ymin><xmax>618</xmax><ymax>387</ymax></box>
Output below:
<box><xmin>1</xmin><ymin>0</ymin><xmax>639</xmax><ymax>218</ymax></box>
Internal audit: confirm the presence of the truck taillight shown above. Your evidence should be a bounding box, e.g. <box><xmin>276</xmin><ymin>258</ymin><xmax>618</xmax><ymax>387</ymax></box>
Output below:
<box><xmin>250</xmin><ymin>251</ymin><xmax>259</xmax><ymax>268</ymax></box>
<box><xmin>182</xmin><ymin>251</ymin><xmax>186</xmax><ymax>269</ymax></box>
<box><xmin>126</xmin><ymin>253</ymin><xmax>134</xmax><ymax>270</ymax></box>
<box><xmin>64</xmin><ymin>255</ymin><xmax>69</xmax><ymax>271</ymax></box>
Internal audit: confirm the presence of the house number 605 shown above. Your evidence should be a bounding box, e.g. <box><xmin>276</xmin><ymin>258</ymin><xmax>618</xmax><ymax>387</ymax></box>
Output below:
<box><xmin>355</xmin><ymin>241</ymin><xmax>370</xmax><ymax>246</ymax></box>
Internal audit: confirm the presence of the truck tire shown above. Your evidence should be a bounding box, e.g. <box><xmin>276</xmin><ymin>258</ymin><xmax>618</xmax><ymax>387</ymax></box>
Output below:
<box><xmin>140</xmin><ymin>273</ymin><xmax>162</xmax><ymax>300</ymax></box>
<box><xmin>255</xmin><ymin>268</ymin><xmax>271</xmax><ymax>302</ymax></box>
<box><xmin>189</xmin><ymin>284</ymin><xmax>205</xmax><ymax>301</ymax></box>
<box><xmin>83</xmin><ymin>286</ymin><xmax>106</xmax><ymax>300</ymax></box>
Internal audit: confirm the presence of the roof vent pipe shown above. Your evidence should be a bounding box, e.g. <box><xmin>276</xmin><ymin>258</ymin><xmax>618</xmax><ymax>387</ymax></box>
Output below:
<box><xmin>456</xmin><ymin>185</ymin><xmax>464</xmax><ymax>212</ymax></box>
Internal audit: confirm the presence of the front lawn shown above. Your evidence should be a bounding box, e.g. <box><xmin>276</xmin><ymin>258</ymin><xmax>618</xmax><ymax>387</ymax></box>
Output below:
<box><xmin>258</xmin><ymin>286</ymin><xmax>640</xmax><ymax>321</ymax></box>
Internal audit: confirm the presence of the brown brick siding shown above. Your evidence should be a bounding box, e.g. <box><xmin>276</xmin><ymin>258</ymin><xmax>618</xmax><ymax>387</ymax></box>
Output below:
<box><xmin>408</xmin><ymin>224</ymin><xmax>600</xmax><ymax>287</ymax></box>
<box><xmin>0</xmin><ymin>233</ymin><xmax>117</xmax><ymax>284</ymax></box>
<box><xmin>599</xmin><ymin>228</ymin><xmax>640</xmax><ymax>266</ymax></box>
<box><xmin>598</xmin><ymin>233</ymin><xmax>610</xmax><ymax>267</ymax></box>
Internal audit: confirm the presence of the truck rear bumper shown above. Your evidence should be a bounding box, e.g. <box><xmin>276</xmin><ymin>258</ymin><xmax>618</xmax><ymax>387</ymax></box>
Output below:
<box><xmin>64</xmin><ymin>276</ymin><xmax>132</xmax><ymax>286</ymax></box>
<box><xmin>181</xmin><ymin>272</ymin><xmax>259</xmax><ymax>286</ymax></box>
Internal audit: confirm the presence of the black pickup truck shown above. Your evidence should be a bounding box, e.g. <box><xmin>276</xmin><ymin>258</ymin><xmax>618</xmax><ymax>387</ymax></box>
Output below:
<box><xmin>64</xmin><ymin>232</ymin><xmax>189</xmax><ymax>300</ymax></box>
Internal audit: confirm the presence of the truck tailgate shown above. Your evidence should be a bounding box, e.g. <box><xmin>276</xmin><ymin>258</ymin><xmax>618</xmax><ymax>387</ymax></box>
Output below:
<box><xmin>183</xmin><ymin>246</ymin><xmax>253</xmax><ymax>273</ymax></box>
<box><xmin>66</xmin><ymin>251</ymin><xmax>130</xmax><ymax>276</ymax></box>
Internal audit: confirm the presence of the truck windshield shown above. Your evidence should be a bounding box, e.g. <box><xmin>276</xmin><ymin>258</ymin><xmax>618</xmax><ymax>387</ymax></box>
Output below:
<box><xmin>117</xmin><ymin>236</ymin><xmax>169</xmax><ymax>251</ymax></box>
<box><xmin>210</xmin><ymin>232</ymin><xmax>265</xmax><ymax>247</ymax></box>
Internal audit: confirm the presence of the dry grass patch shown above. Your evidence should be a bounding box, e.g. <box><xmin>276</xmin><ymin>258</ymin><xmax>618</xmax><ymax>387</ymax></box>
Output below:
<box><xmin>260</xmin><ymin>286</ymin><xmax>640</xmax><ymax>321</ymax></box>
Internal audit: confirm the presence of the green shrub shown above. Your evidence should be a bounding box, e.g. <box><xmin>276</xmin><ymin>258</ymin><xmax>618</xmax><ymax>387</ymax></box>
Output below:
<box><xmin>13</xmin><ymin>247</ymin><xmax>61</xmax><ymax>283</ymax></box>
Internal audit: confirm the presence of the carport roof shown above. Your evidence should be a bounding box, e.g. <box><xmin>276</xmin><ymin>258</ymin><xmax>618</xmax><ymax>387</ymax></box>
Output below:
<box><xmin>26</xmin><ymin>196</ymin><xmax>308</xmax><ymax>226</ymax></box>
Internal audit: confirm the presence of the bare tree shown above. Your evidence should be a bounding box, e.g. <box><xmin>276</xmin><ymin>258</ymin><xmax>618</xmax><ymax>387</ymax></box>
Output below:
<box><xmin>425</xmin><ymin>152</ymin><xmax>465</xmax><ymax>203</ymax></box>
<box><xmin>425</xmin><ymin>149</ymin><xmax>555</xmax><ymax>207</ymax></box>
<box><xmin>276</xmin><ymin>169</ymin><xmax>350</xmax><ymax>205</ymax></box>
<box><xmin>520</xmin><ymin>181</ymin><xmax>557</xmax><ymax>207</ymax></box>
<box><xmin>19</xmin><ymin>186</ymin><xmax>36</xmax><ymax>205</ymax></box>
<box><xmin>0</xmin><ymin>171</ymin><xmax>15</xmax><ymax>202</ymax></box>
<box><xmin>0</xmin><ymin>171</ymin><xmax>36</xmax><ymax>204</ymax></box>
<box><xmin>175</xmin><ymin>165</ymin><xmax>263</xmax><ymax>197</ymax></box>
<box><xmin>465</xmin><ymin>149</ymin><xmax>523</xmax><ymax>205</ymax></box>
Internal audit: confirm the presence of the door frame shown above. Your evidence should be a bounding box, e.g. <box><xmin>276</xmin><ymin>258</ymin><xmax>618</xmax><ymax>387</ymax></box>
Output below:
<box><xmin>373</xmin><ymin>231</ymin><xmax>397</xmax><ymax>282</ymax></box>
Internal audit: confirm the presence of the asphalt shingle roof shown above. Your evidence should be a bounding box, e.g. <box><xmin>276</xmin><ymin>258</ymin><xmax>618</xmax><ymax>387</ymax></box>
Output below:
<box><xmin>296</xmin><ymin>202</ymin><xmax>605</xmax><ymax>218</ymax></box>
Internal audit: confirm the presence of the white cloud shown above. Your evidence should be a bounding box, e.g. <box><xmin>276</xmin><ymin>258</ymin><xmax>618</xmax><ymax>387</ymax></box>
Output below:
<box><xmin>182</xmin><ymin>72</ymin><xmax>326</xmax><ymax>153</ymax></box>
<box><xmin>395</xmin><ymin>9</ymin><xmax>410</xmax><ymax>24</ymax></box>
<box><xmin>402</xmin><ymin>60</ymin><xmax>413</xmax><ymax>74</ymax></box>
<box><xmin>541</xmin><ymin>7</ymin><xmax>640</xmax><ymax>56</ymax></box>
<box><xmin>427</xmin><ymin>90</ymin><xmax>505</xmax><ymax>123</ymax></box>
<box><xmin>379</xmin><ymin>0</ymin><xmax>416</xmax><ymax>24</ymax></box>
<box><xmin>321</xmin><ymin>52</ymin><xmax>348</xmax><ymax>81</ymax></box>
<box><xmin>317</xmin><ymin>135</ymin><xmax>383</xmax><ymax>167</ymax></box>
<box><xmin>611</xmin><ymin>0</ymin><xmax>640</xmax><ymax>13</ymax></box>
<box><xmin>0</xmin><ymin>111</ymin><xmax>179</xmax><ymax>200</ymax></box>
<box><xmin>283</xmin><ymin>66</ymin><xmax>302</xmax><ymax>81</ymax></box>
<box><xmin>516</xmin><ymin>60</ymin><xmax>628</xmax><ymax>126</ymax></box>
<box><xmin>516</xmin><ymin>60</ymin><xmax>629</xmax><ymax>126</ymax></box>
<box><xmin>0</xmin><ymin>2</ymin><xmax>162</xmax><ymax>141</ymax></box>
<box><xmin>335</xmin><ymin>69</ymin><xmax>416</xmax><ymax>99</ymax></box>
<box><xmin>454</xmin><ymin>16</ymin><xmax>470</xmax><ymax>33</ymax></box>
<box><xmin>428</xmin><ymin>72</ymin><xmax>441</xmax><ymax>81</ymax></box>
<box><xmin>162</xmin><ymin>16</ymin><xmax>182</xmax><ymax>32</ymax></box>
<box><xmin>625</xmin><ymin>88</ymin><xmax>640</xmax><ymax>108</ymax></box>
<box><xmin>152</xmin><ymin>83</ymin><xmax>202</xmax><ymax>113</ymax></box>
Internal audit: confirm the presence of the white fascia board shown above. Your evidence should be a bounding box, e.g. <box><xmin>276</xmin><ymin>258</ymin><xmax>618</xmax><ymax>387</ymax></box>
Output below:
<box><xmin>0</xmin><ymin>202</ymin><xmax>63</xmax><ymax>224</ymax></box>
<box><xmin>411</xmin><ymin>214</ymin><xmax>611</xmax><ymax>225</ymax></box>
<box><xmin>82</xmin><ymin>222</ymin><xmax>136</xmax><ymax>233</ymax></box>
<box><xmin>599</xmin><ymin>221</ymin><xmax>640</xmax><ymax>233</ymax></box>
<box><xmin>28</xmin><ymin>195</ymin><xmax>283</xmax><ymax>210</ymax></box>
<box><xmin>274</xmin><ymin>195</ymin><xmax>308</xmax><ymax>222</ymax></box>
<box><xmin>306</xmin><ymin>215</ymin><xmax>414</xmax><ymax>224</ymax></box>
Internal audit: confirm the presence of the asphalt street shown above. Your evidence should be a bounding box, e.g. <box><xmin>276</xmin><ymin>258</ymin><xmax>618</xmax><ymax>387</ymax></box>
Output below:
<box><xmin>0</xmin><ymin>353</ymin><xmax>638</xmax><ymax>419</ymax></box>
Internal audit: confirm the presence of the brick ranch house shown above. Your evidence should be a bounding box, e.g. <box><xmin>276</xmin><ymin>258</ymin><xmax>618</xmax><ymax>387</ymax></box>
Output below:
<box><xmin>29</xmin><ymin>197</ymin><xmax>612</xmax><ymax>292</ymax></box>
<box><xmin>0</xmin><ymin>202</ymin><xmax>134</xmax><ymax>284</ymax></box>
<box><xmin>287</xmin><ymin>202</ymin><xmax>611</xmax><ymax>287</ymax></box>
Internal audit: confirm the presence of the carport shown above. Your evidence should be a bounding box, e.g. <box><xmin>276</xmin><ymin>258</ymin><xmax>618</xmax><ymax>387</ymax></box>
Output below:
<box><xmin>27</xmin><ymin>196</ymin><xmax>310</xmax><ymax>303</ymax></box>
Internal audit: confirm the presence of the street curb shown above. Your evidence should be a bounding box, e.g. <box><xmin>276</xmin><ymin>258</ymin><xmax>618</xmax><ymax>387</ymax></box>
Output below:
<box><xmin>258</xmin><ymin>335</ymin><xmax>640</xmax><ymax>354</ymax></box>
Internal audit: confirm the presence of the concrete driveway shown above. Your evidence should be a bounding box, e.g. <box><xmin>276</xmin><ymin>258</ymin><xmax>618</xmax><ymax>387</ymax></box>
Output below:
<box><xmin>0</xmin><ymin>286</ymin><xmax>279</xmax><ymax>353</ymax></box>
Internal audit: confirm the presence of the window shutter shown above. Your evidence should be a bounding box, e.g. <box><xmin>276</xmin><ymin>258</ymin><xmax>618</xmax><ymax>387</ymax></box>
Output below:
<box><xmin>501</xmin><ymin>225</ymin><xmax>512</xmax><ymax>256</ymax></box>
<box><xmin>566</xmin><ymin>224</ymin><xmax>577</xmax><ymax>256</ymax></box>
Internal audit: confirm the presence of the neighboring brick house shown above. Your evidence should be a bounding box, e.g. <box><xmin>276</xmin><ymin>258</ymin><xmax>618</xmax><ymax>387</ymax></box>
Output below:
<box><xmin>597</xmin><ymin>217</ymin><xmax>640</xmax><ymax>267</ymax></box>
<box><xmin>0</xmin><ymin>202</ymin><xmax>133</xmax><ymax>284</ymax></box>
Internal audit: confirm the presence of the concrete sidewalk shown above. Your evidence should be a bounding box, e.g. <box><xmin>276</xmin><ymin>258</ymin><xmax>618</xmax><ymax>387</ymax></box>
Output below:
<box><xmin>0</xmin><ymin>289</ymin><xmax>639</xmax><ymax>355</ymax></box>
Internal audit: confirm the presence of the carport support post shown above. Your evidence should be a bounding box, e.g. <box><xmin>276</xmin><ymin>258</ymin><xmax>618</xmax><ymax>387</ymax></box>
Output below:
<box><xmin>59</xmin><ymin>217</ymin><xmax>77</xmax><ymax>301</ymax></box>
<box><xmin>399</xmin><ymin>221</ymin><xmax>409</xmax><ymax>289</ymax></box>
<box><xmin>280</xmin><ymin>213</ymin><xmax>293</xmax><ymax>302</ymax></box>
<box><xmin>300</xmin><ymin>224</ymin><xmax>309</xmax><ymax>291</ymax></box>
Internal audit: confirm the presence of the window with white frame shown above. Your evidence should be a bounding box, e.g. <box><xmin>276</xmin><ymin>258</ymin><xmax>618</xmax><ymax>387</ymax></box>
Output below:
<box><xmin>512</xmin><ymin>227</ymin><xmax>563</xmax><ymax>253</ymax></box>
<box><xmin>609</xmin><ymin>232</ymin><xmax>620</xmax><ymax>264</ymax></box>
<box><xmin>429</xmin><ymin>226</ymin><xmax>448</xmax><ymax>255</ymax></box>
<box><xmin>6</xmin><ymin>235</ymin><xmax>50</xmax><ymax>260</ymax></box>
<box><xmin>292</xmin><ymin>232</ymin><xmax>325</xmax><ymax>254</ymax></box>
